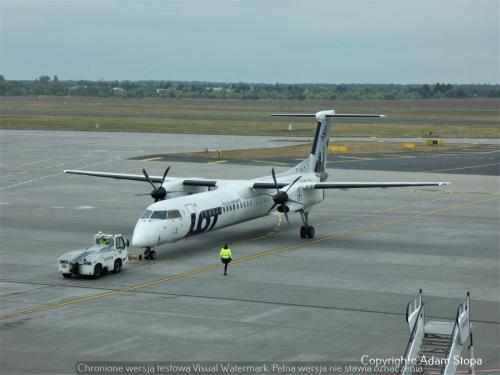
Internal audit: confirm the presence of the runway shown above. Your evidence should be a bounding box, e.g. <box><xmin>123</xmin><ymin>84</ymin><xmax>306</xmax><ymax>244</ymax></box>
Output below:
<box><xmin>0</xmin><ymin>130</ymin><xmax>499</xmax><ymax>374</ymax></box>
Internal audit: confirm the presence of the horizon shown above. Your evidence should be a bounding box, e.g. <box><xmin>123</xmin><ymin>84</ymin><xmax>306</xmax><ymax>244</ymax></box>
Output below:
<box><xmin>2</xmin><ymin>76</ymin><xmax>499</xmax><ymax>87</ymax></box>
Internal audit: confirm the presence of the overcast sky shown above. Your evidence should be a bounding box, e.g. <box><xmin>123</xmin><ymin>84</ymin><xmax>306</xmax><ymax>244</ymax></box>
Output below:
<box><xmin>1</xmin><ymin>0</ymin><xmax>498</xmax><ymax>84</ymax></box>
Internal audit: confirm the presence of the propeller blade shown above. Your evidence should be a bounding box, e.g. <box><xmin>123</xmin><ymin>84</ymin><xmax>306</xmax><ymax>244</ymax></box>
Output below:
<box><xmin>271</xmin><ymin>167</ymin><xmax>279</xmax><ymax>193</ymax></box>
<box><xmin>142</xmin><ymin>168</ymin><xmax>156</xmax><ymax>189</ymax></box>
<box><xmin>285</xmin><ymin>175</ymin><xmax>302</xmax><ymax>193</ymax></box>
<box><xmin>266</xmin><ymin>202</ymin><xmax>278</xmax><ymax>214</ymax></box>
<box><xmin>160</xmin><ymin>166</ymin><xmax>171</xmax><ymax>187</ymax></box>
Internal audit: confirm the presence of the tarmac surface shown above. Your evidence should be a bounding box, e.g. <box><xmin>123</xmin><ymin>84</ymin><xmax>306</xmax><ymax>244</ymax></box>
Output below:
<box><xmin>0</xmin><ymin>130</ymin><xmax>499</xmax><ymax>374</ymax></box>
<box><xmin>133</xmin><ymin>144</ymin><xmax>500</xmax><ymax>176</ymax></box>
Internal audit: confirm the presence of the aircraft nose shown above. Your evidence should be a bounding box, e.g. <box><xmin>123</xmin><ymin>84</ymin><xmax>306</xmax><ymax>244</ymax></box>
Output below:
<box><xmin>131</xmin><ymin>220</ymin><xmax>156</xmax><ymax>247</ymax></box>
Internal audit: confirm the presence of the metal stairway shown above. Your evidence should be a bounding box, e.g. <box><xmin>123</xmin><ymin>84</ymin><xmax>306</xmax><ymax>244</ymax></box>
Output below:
<box><xmin>399</xmin><ymin>290</ymin><xmax>475</xmax><ymax>375</ymax></box>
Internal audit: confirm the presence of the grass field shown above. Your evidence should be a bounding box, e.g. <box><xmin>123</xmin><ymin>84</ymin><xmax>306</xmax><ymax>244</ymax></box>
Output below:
<box><xmin>0</xmin><ymin>96</ymin><xmax>498</xmax><ymax>138</ymax></box>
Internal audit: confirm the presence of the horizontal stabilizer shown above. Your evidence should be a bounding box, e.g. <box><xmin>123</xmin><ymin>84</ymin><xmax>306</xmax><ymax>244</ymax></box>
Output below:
<box><xmin>271</xmin><ymin>114</ymin><xmax>385</xmax><ymax>118</ymax></box>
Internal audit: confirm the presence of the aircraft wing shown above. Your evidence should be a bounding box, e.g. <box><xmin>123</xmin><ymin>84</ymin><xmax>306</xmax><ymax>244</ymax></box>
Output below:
<box><xmin>64</xmin><ymin>170</ymin><xmax>218</xmax><ymax>187</ymax></box>
<box><xmin>252</xmin><ymin>181</ymin><xmax>449</xmax><ymax>190</ymax></box>
<box><xmin>302</xmin><ymin>181</ymin><xmax>450</xmax><ymax>190</ymax></box>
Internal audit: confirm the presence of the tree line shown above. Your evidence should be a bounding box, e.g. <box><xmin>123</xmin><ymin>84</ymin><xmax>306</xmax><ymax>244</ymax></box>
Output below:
<box><xmin>0</xmin><ymin>75</ymin><xmax>498</xmax><ymax>100</ymax></box>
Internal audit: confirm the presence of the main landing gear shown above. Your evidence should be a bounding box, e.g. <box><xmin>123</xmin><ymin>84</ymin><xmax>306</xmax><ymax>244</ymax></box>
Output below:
<box><xmin>143</xmin><ymin>247</ymin><xmax>157</xmax><ymax>260</ymax></box>
<box><xmin>299</xmin><ymin>210</ymin><xmax>315</xmax><ymax>239</ymax></box>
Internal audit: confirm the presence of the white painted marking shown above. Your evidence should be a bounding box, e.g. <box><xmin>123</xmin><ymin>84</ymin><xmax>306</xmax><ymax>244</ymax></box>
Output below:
<box><xmin>241</xmin><ymin>306</ymin><xmax>288</xmax><ymax>323</ymax></box>
<box><xmin>336</xmin><ymin>155</ymin><xmax>375</xmax><ymax>160</ymax></box>
<box><xmin>0</xmin><ymin>157</ymin><xmax>122</xmax><ymax>190</ymax></box>
<box><xmin>75</xmin><ymin>206</ymin><xmax>95</xmax><ymax>210</ymax></box>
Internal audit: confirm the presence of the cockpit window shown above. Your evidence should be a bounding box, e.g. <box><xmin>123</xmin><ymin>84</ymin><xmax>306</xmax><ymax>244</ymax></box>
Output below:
<box><xmin>146</xmin><ymin>210</ymin><xmax>183</xmax><ymax>220</ymax></box>
<box><xmin>168</xmin><ymin>210</ymin><xmax>181</xmax><ymax>219</ymax></box>
<box><xmin>151</xmin><ymin>211</ymin><xmax>167</xmax><ymax>220</ymax></box>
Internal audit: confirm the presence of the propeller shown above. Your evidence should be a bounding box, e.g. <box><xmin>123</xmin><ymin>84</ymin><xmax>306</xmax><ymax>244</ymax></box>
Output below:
<box><xmin>138</xmin><ymin>166</ymin><xmax>171</xmax><ymax>202</ymax></box>
<box><xmin>264</xmin><ymin>167</ymin><xmax>302</xmax><ymax>224</ymax></box>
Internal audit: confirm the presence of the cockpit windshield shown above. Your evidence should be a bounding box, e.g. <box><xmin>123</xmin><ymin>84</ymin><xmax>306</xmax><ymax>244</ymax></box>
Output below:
<box><xmin>141</xmin><ymin>210</ymin><xmax>181</xmax><ymax>220</ymax></box>
<box><xmin>141</xmin><ymin>210</ymin><xmax>153</xmax><ymax>219</ymax></box>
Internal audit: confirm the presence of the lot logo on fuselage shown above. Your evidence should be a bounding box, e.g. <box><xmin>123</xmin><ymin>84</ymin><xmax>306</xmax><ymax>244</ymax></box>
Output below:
<box><xmin>186</xmin><ymin>207</ymin><xmax>222</xmax><ymax>237</ymax></box>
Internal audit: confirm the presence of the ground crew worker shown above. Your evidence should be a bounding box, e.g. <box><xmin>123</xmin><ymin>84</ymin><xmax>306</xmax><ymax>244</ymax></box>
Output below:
<box><xmin>220</xmin><ymin>244</ymin><xmax>232</xmax><ymax>276</ymax></box>
<box><xmin>99</xmin><ymin>237</ymin><xmax>109</xmax><ymax>246</ymax></box>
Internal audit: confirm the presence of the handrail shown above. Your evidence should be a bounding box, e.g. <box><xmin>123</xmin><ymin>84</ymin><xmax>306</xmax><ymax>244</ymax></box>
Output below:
<box><xmin>399</xmin><ymin>302</ymin><xmax>425</xmax><ymax>375</ymax></box>
<box><xmin>440</xmin><ymin>309</ymin><xmax>460</xmax><ymax>374</ymax></box>
<box><xmin>441</xmin><ymin>292</ymin><xmax>471</xmax><ymax>375</ymax></box>
<box><xmin>406</xmin><ymin>289</ymin><xmax>423</xmax><ymax>331</ymax></box>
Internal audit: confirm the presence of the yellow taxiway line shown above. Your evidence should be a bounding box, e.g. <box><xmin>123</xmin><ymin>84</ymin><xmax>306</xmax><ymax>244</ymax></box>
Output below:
<box><xmin>0</xmin><ymin>196</ymin><xmax>497</xmax><ymax>321</ymax></box>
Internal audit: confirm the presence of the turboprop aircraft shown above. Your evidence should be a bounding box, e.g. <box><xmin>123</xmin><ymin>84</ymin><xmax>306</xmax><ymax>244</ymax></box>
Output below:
<box><xmin>65</xmin><ymin>110</ymin><xmax>449</xmax><ymax>259</ymax></box>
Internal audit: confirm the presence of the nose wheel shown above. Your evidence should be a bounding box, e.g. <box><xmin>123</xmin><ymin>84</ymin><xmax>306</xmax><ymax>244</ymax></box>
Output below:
<box><xmin>299</xmin><ymin>210</ymin><xmax>315</xmax><ymax>239</ymax></box>
<box><xmin>144</xmin><ymin>247</ymin><xmax>157</xmax><ymax>260</ymax></box>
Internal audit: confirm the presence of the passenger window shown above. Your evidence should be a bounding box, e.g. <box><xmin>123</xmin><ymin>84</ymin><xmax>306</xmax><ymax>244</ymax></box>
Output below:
<box><xmin>151</xmin><ymin>211</ymin><xmax>167</xmax><ymax>220</ymax></box>
<box><xmin>232</xmin><ymin>204</ymin><xmax>235</xmax><ymax>210</ymax></box>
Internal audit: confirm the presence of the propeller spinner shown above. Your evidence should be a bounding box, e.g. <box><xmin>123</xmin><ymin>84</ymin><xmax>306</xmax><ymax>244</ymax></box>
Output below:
<box><xmin>265</xmin><ymin>167</ymin><xmax>302</xmax><ymax>224</ymax></box>
<box><xmin>137</xmin><ymin>166</ymin><xmax>171</xmax><ymax>202</ymax></box>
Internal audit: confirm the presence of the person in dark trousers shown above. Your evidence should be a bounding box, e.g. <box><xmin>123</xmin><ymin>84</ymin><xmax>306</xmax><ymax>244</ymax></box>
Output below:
<box><xmin>220</xmin><ymin>244</ymin><xmax>232</xmax><ymax>276</ymax></box>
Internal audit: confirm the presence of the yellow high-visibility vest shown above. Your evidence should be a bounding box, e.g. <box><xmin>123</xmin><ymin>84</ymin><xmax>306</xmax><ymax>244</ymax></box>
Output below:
<box><xmin>220</xmin><ymin>248</ymin><xmax>232</xmax><ymax>259</ymax></box>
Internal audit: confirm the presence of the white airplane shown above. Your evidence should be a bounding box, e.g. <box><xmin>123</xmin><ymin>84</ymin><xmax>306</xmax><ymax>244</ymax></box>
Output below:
<box><xmin>65</xmin><ymin>110</ymin><xmax>449</xmax><ymax>260</ymax></box>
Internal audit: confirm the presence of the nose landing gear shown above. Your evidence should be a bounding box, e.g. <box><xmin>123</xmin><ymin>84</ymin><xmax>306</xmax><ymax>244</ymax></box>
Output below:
<box><xmin>144</xmin><ymin>247</ymin><xmax>157</xmax><ymax>260</ymax></box>
<box><xmin>299</xmin><ymin>210</ymin><xmax>315</xmax><ymax>239</ymax></box>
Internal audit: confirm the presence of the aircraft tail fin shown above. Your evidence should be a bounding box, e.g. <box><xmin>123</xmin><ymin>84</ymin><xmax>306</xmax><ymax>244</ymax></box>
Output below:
<box><xmin>272</xmin><ymin>111</ymin><xmax>384</xmax><ymax>180</ymax></box>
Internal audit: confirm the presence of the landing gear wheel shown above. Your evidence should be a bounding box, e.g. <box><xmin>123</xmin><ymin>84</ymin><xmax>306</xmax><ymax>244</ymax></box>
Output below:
<box><xmin>93</xmin><ymin>264</ymin><xmax>103</xmax><ymax>279</ymax></box>
<box><xmin>306</xmin><ymin>226</ymin><xmax>315</xmax><ymax>239</ymax></box>
<box><xmin>62</xmin><ymin>273</ymin><xmax>71</xmax><ymax>279</ymax></box>
<box><xmin>112</xmin><ymin>259</ymin><xmax>122</xmax><ymax>274</ymax></box>
<box><xmin>149</xmin><ymin>250</ymin><xmax>157</xmax><ymax>260</ymax></box>
<box><xmin>299</xmin><ymin>211</ymin><xmax>314</xmax><ymax>239</ymax></box>
<box><xmin>144</xmin><ymin>247</ymin><xmax>151</xmax><ymax>260</ymax></box>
